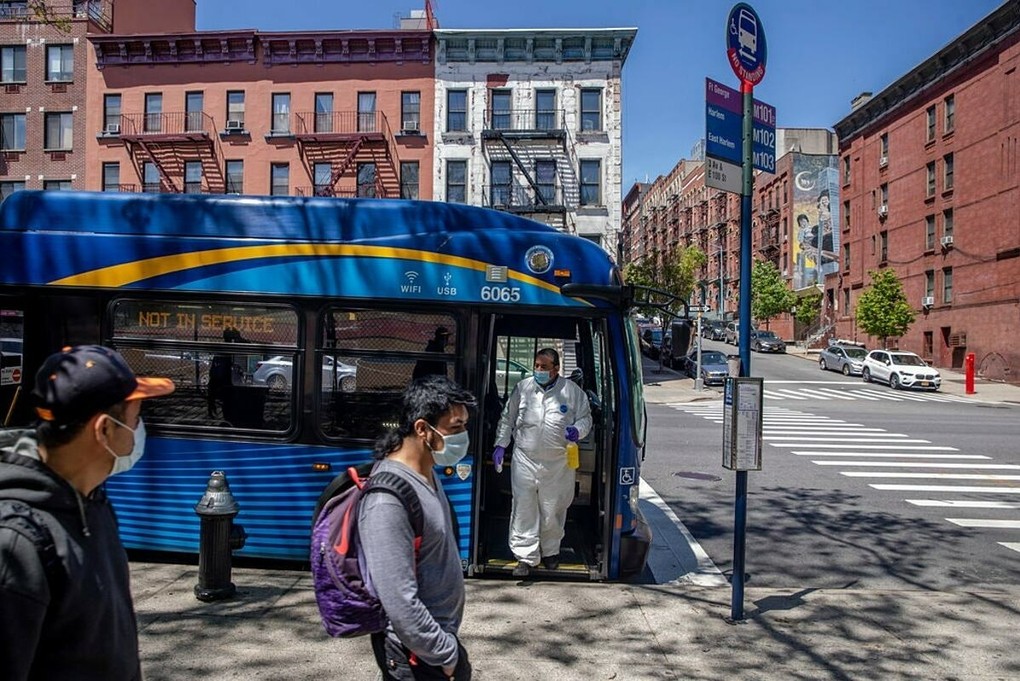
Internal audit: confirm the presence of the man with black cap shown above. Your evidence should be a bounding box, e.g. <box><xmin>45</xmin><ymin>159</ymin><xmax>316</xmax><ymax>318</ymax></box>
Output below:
<box><xmin>412</xmin><ymin>326</ymin><xmax>453</xmax><ymax>381</ymax></box>
<box><xmin>0</xmin><ymin>345</ymin><xmax>174</xmax><ymax>680</ymax></box>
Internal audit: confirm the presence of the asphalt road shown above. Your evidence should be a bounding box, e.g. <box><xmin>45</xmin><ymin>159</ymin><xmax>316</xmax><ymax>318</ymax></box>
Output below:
<box><xmin>643</xmin><ymin>341</ymin><xmax>1020</xmax><ymax>591</ymax></box>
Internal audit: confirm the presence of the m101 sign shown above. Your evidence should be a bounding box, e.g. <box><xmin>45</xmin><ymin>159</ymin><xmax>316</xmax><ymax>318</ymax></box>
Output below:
<box><xmin>705</xmin><ymin>77</ymin><xmax>776</xmax><ymax>174</ymax></box>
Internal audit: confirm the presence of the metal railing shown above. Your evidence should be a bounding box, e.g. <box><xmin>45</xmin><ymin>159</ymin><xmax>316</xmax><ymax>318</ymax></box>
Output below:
<box><xmin>118</xmin><ymin>112</ymin><xmax>216</xmax><ymax>137</ymax></box>
<box><xmin>483</xmin><ymin>108</ymin><xmax>564</xmax><ymax>132</ymax></box>
<box><xmin>293</xmin><ymin>111</ymin><xmax>391</xmax><ymax>137</ymax></box>
<box><xmin>482</xmin><ymin>184</ymin><xmax>563</xmax><ymax>210</ymax></box>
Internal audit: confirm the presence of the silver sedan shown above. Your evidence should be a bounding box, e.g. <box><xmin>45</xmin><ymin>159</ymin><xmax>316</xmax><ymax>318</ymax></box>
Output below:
<box><xmin>818</xmin><ymin>344</ymin><xmax>867</xmax><ymax>376</ymax></box>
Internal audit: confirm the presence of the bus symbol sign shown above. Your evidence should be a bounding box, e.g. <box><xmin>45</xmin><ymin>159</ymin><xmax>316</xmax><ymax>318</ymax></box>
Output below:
<box><xmin>726</xmin><ymin>3</ymin><xmax>767</xmax><ymax>85</ymax></box>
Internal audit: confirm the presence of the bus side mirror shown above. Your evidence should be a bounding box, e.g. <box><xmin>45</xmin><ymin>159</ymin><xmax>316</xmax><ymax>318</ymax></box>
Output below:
<box><xmin>670</xmin><ymin>321</ymin><xmax>692</xmax><ymax>359</ymax></box>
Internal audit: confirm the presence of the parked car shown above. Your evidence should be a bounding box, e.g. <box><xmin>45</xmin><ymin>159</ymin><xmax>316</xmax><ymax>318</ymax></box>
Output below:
<box><xmin>495</xmin><ymin>357</ymin><xmax>530</xmax><ymax>392</ymax></box>
<box><xmin>751</xmin><ymin>329</ymin><xmax>786</xmax><ymax>353</ymax></box>
<box><xmin>679</xmin><ymin>349</ymin><xmax>730</xmax><ymax>386</ymax></box>
<box><xmin>253</xmin><ymin>355</ymin><xmax>357</xmax><ymax>392</ymax></box>
<box><xmin>861</xmin><ymin>350</ymin><xmax>941</xmax><ymax>391</ymax></box>
<box><xmin>640</xmin><ymin>327</ymin><xmax>663</xmax><ymax>358</ymax></box>
<box><xmin>724</xmin><ymin>322</ymin><xmax>760</xmax><ymax>345</ymax></box>
<box><xmin>818</xmin><ymin>343</ymin><xmax>867</xmax><ymax>376</ymax></box>
<box><xmin>142</xmin><ymin>350</ymin><xmax>211</xmax><ymax>386</ymax></box>
<box><xmin>700</xmin><ymin>320</ymin><xmax>726</xmax><ymax>341</ymax></box>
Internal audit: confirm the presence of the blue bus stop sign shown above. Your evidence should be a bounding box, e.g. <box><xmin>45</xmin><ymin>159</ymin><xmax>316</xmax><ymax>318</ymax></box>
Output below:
<box><xmin>726</xmin><ymin>3</ymin><xmax>767</xmax><ymax>85</ymax></box>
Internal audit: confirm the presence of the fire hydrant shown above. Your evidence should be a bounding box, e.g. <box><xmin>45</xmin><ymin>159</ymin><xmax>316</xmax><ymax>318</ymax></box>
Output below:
<box><xmin>194</xmin><ymin>471</ymin><xmax>246</xmax><ymax>602</ymax></box>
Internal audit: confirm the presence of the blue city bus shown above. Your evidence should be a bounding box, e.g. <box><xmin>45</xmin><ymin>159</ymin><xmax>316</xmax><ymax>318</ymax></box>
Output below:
<box><xmin>0</xmin><ymin>190</ymin><xmax>659</xmax><ymax>580</ymax></box>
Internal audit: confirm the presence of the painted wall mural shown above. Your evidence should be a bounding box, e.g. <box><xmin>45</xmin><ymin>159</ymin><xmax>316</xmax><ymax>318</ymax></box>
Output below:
<box><xmin>792</xmin><ymin>154</ymin><xmax>840</xmax><ymax>290</ymax></box>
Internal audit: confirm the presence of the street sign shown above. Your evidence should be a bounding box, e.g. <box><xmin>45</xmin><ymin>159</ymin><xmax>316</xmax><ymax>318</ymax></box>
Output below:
<box><xmin>705</xmin><ymin>156</ymin><xmax>741</xmax><ymax>194</ymax></box>
<box><xmin>705</xmin><ymin>78</ymin><xmax>776</xmax><ymax>173</ymax></box>
<box><xmin>726</xmin><ymin>3</ymin><xmax>767</xmax><ymax>85</ymax></box>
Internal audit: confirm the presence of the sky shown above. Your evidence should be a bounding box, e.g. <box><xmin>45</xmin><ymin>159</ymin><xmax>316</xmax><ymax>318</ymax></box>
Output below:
<box><xmin>197</xmin><ymin>0</ymin><xmax>1006</xmax><ymax>188</ymax></box>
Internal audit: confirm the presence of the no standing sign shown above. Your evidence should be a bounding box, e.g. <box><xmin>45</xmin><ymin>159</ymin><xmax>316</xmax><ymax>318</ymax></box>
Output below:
<box><xmin>726</xmin><ymin>3</ymin><xmax>767</xmax><ymax>86</ymax></box>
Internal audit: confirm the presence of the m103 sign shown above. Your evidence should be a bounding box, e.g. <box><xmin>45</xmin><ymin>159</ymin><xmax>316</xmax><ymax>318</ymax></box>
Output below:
<box><xmin>705</xmin><ymin>77</ymin><xmax>776</xmax><ymax>173</ymax></box>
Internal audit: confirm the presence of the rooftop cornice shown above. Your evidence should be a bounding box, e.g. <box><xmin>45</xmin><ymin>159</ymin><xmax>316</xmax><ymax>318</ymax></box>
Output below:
<box><xmin>435</xmin><ymin>27</ymin><xmax>636</xmax><ymax>66</ymax></box>
<box><xmin>834</xmin><ymin>2</ymin><xmax>1020</xmax><ymax>141</ymax></box>
<box><xmin>91</xmin><ymin>31</ymin><xmax>257</xmax><ymax>69</ymax></box>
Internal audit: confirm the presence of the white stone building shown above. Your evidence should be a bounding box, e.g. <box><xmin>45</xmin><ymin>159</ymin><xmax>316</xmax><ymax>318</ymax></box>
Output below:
<box><xmin>433</xmin><ymin>28</ymin><xmax>636</xmax><ymax>256</ymax></box>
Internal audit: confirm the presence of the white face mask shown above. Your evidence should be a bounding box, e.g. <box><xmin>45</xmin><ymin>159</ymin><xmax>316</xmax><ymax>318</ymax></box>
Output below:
<box><xmin>428</xmin><ymin>423</ymin><xmax>470</xmax><ymax>467</ymax></box>
<box><xmin>103</xmin><ymin>415</ymin><xmax>146</xmax><ymax>476</ymax></box>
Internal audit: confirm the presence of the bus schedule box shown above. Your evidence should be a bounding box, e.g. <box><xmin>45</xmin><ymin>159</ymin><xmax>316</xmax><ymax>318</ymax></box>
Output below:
<box><xmin>722</xmin><ymin>377</ymin><xmax>763</xmax><ymax>471</ymax></box>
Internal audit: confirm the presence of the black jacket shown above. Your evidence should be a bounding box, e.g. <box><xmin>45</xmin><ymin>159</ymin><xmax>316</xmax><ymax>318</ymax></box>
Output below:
<box><xmin>0</xmin><ymin>429</ymin><xmax>141</xmax><ymax>681</ymax></box>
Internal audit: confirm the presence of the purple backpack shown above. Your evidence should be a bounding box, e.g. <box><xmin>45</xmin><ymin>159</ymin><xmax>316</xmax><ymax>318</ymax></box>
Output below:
<box><xmin>310</xmin><ymin>462</ymin><xmax>423</xmax><ymax>638</ymax></box>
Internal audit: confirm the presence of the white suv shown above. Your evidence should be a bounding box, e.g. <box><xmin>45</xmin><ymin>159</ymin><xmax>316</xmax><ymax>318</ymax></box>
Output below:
<box><xmin>861</xmin><ymin>350</ymin><xmax>941</xmax><ymax>391</ymax></box>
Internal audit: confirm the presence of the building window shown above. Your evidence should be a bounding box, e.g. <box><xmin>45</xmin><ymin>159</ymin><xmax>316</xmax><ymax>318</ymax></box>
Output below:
<box><xmin>942</xmin><ymin>267</ymin><xmax>953</xmax><ymax>304</ymax></box>
<box><xmin>879</xmin><ymin>230</ymin><xmax>888</xmax><ymax>263</ymax></box>
<box><xmin>226</xmin><ymin>91</ymin><xmax>245</xmax><ymax>129</ymax></box>
<box><xmin>843</xmin><ymin>200</ymin><xmax>850</xmax><ymax>231</ymax></box>
<box><xmin>446</xmin><ymin>160</ymin><xmax>467</xmax><ymax>203</ymax></box>
<box><xmin>357</xmin><ymin>92</ymin><xmax>376</xmax><ymax>132</ymax></box>
<box><xmin>45</xmin><ymin>44</ymin><xmax>73</xmax><ymax>82</ymax></box>
<box><xmin>925</xmin><ymin>270</ymin><xmax>935</xmax><ymax>298</ymax></box>
<box><xmin>943</xmin><ymin>208</ymin><xmax>953</xmax><ymax>239</ymax></box>
<box><xmin>225</xmin><ymin>160</ymin><xmax>243</xmax><ymax>194</ymax></box>
<box><xmin>44</xmin><ymin>112</ymin><xmax>73</xmax><ymax>151</ymax></box>
<box><xmin>1</xmin><ymin>180</ymin><xmax>26</xmax><ymax>200</ymax></box>
<box><xmin>926</xmin><ymin>105</ymin><xmax>936</xmax><ymax>142</ymax></box>
<box><xmin>314</xmin><ymin>92</ymin><xmax>333</xmax><ymax>133</ymax></box>
<box><xmin>880</xmin><ymin>183</ymin><xmax>888</xmax><ymax>208</ymax></box>
<box><xmin>446</xmin><ymin>90</ymin><xmax>467</xmax><ymax>132</ymax></box>
<box><xmin>144</xmin><ymin>92</ymin><xmax>162</xmax><ymax>133</ymax></box>
<box><xmin>185</xmin><ymin>91</ymin><xmax>203</xmax><ymax>132</ymax></box>
<box><xmin>490</xmin><ymin>90</ymin><xmax>511</xmax><ymax>130</ymax></box>
<box><xmin>1</xmin><ymin>45</ymin><xmax>26</xmax><ymax>83</ymax></box>
<box><xmin>400</xmin><ymin>161</ymin><xmax>419</xmax><ymax>200</ymax></box>
<box><xmin>103</xmin><ymin>94</ymin><xmax>121</xmax><ymax>133</ymax></box>
<box><xmin>943</xmin><ymin>153</ymin><xmax>954</xmax><ymax>191</ymax></box>
<box><xmin>271</xmin><ymin>93</ymin><xmax>290</xmax><ymax>134</ymax></box>
<box><xmin>535</xmin><ymin>89</ymin><xmax>556</xmax><ymax>130</ymax></box>
<box><xmin>580</xmin><ymin>88</ymin><xmax>602</xmax><ymax>131</ymax></box>
<box><xmin>357</xmin><ymin>163</ymin><xmax>376</xmax><ymax>198</ymax></box>
<box><xmin>926</xmin><ymin>162</ymin><xmax>936</xmax><ymax>197</ymax></box>
<box><xmin>102</xmin><ymin>162</ymin><xmax>120</xmax><ymax>192</ymax></box>
<box><xmin>184</xmin><ymin>161</ymin><xmax>203</xmax><ymax>194</ymax></box>
<box><xmin>536</xmin><ymin>159</ymin><xmax>556</xmax><ymax>204</ymax></box>
<box><xmin>879</xmin><ymin>133</ymin><xmax>888</xmax><ymax>166</ymax></box>
<box><xmin>923</xmin><ymin>331</ymin><xmax>933</xmax><ymax>357</ymax></box>
<box><xmin>401</xmin><ymin>91</ymin><xmax>420</xmax><ymax>133</ymax></box>
<box><xmin>0</xmin><ymin>112</ymin><xmax>26</xmax><ymax>150</ymax></box>
<box><xmin>270</xmin><ymin>163</ymin><xmax>289</xmax><ymax>196</ymax></box>
<box><xmin>580</xmin><ymin>159</ymin><xmax>601</xmax><ymax>206</ymax></box>
<box><xmin>842</xmin><ymin>155</ymin><xmax>850</xmax><ymax>184</ymax></box>
<box><xmin>490</xmin><ymin>161</ymin><xmax>511</xmax><ymax>206</ymax></box>
<box><xmin>142</xmin><ymin>162</ymin><xmax>160</xmax><ymax>193</ymax></box>
<box><xmin>944</xmin><ymin>94</ymin><xmax>955</xmax><ymax>133</ymax></box>
<box><xmin>842</xmin><ymin>288</ymin><xmax>850</xmax><ymax>315</ymax></box>
<box><xmin>43</xmin><ymin>180</ymin><xmax>72</xmax><ymax>191</ymax></box>
<box><xmin>925</xmin><ymin>214</ymin><xmax>936</xmax><ymax>250</ymax></box>
<box><xmin>313</xmin><ymin>162</ymin><xmax>332</xmax><ymax>196</ymax></box>
<box><xmin>842</xmin><ymin>243</ymin><xmax>850</xmax><ymax>270</ymax></box>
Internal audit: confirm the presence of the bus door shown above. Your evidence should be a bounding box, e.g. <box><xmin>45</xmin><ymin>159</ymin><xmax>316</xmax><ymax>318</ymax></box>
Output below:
<box><xmin>0</xmin><ymin>301</ymin><xmax>25</xmax><ymax>427</ymax></box>
<box><xmin>475</xmin><ymin>313</ymin><xmax>612</xmax><ymax>580</ymax></box>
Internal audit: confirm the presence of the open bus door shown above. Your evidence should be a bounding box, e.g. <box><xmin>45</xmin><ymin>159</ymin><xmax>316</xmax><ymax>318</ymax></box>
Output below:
<box><xmin>473</xmin><ymin>313</ymin><xmax>612</xmax><ymax>580</ymax></box>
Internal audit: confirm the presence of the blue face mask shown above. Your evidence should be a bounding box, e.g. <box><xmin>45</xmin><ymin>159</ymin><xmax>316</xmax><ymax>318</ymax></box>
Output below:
<box><xmin>533</xmin><ymin>370</ymin><xmax>551</xmax><ymax>385</ymax></box>
<box><xmin>428</xmin><ymin>424</ymin><xmax>470</xmax><ymax>467</ymax></box>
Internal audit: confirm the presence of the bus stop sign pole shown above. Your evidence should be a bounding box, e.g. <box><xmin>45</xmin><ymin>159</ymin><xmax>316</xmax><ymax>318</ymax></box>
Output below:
<box><xmin>725</xmin><ymin>2</ymin><xmax>766</xmax><ymax>623</ymax></box>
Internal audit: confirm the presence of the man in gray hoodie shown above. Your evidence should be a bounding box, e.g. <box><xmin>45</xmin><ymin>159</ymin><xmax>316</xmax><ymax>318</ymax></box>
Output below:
<box><xmin>0</xmin><ymin>345</ymin><xmax>174</xmax><ymax>680</ymax></box>
<box><xmin>359</xmin><ymin>375</ymin><xmax>476</xmax><ymax>680</ymax></box>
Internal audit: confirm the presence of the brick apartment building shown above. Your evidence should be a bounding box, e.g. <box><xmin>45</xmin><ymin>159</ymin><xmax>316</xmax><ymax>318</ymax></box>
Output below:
<box><xmin>834</xmin><ymin>0</ymin><xmax>1020</xmax><ymax>378</ymax></box>
<box><xmin>0</xmin><ymin>0</ymin><xmax>195</xmax><ymax>198</ymax></box>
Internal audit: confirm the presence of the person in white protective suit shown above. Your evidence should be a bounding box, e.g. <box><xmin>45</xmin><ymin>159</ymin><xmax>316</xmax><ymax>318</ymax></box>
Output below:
<box><xmin>491</xmin><ymin>348</ymin><xmax>592</xmax><ymax>577</ymax></box>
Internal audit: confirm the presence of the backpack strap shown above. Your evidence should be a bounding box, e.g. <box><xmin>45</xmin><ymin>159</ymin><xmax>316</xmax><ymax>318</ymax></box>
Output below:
<box><xmin>362</xmin><ymin>471</ymin><xmax>425</xmax><ymax>541</ymax></box>
<box><xmin>312</xmin><ymin>461</ymin><xmax>376</xmax><ymax>523</ymax></box>
<box><xmin>0</xmin><ymin>500</ymin><xmax>62</xmax><ymax>598</ymax></box>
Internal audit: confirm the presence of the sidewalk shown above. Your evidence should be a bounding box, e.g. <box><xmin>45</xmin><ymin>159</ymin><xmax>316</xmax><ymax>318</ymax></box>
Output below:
<box><xmin>131</xmin><ymin>561</ymin><xmax>1020</xmax><ymax>680</ymax></box>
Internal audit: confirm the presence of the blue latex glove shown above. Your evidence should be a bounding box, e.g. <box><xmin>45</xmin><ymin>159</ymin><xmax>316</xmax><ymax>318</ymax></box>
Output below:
<box><xmin>493</xmin><ymin>446</ymin><xmax>506</xmax><ymax>473</ymax></box>
<box><xmin>565</xmin><ymin>426</ymin><xmax>579</xmax><ymax>442</ymax></box>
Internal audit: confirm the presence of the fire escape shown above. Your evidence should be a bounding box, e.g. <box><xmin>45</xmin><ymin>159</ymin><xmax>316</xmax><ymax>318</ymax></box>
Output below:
<box><xmin>293</xmin><ymin>111</ymin><xmax>396</xmax><ymax>198</ymax></box>
<box><xmin>118</xmin><ymin>112</ymin><xmax>226</xmax><ymax>193</ymax></box>
<box><xmin>756</xmin><ymin>206</ymin><xmax>782</xmax><ymax>270</ymax></box>
<box><xmin>481</xmin><ymin>105</ymin><xmax>569</xmax><ymax>231</ymax></box>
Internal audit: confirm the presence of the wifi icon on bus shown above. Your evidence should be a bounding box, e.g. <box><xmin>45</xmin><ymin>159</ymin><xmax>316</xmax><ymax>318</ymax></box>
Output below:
<box><xmin>401</xmin><ymin>270</ymin><xmax>422</xmax><ymax>293</ymax></box>
<box><xmin>404</xmin><ymin>271</ymin><xmax>419</xmax><ymax>282</ymax></box>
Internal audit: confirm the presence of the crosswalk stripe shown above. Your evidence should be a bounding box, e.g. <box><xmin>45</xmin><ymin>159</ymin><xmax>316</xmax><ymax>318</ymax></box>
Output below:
<box><xmin>816</xmin><ymin>461</ymin><xmax>1020</xmax><ymax>469</ymax></box>
<box><xmin>846</xmin><ymin>472</ymin><xmax>1020</xmax><ymax>480</ymax></box>
<box><xmin>946</xmin><ymin>519</ymin><xmax>1020</xmax><ymax>529</ymax></box>
<box><xmin>767</xmin><ymin>437</ymin><xmax>929</xmax><ymax>443</ymax></box>
<box><xmin>1000</xmin><ymin>543</ymin><xmax>1020</xmax><ymax>553</ymax></box>
<box><xmin>764</xmin><ymin>431</ymin><xmax>905</xmax><ymax>437</ymax></box>
<box><xmin>907</xmin><ymin>500</ymin><xmax>1020</xmax><ymax>509</ymax></box>
<box><xmin>792</xmin><ymin>452</ymin><xmax>988</xmax><ymax>458</ymax></box>
<box><xmin>800</xmin><ymin>388</ymin><xmax>856</xmax><ymax>400</ymax></box>
<box><xmin>871</xmin><ymin>484</ymin><xmax>1020</xmax><ymax>493</ymax></box>
<box><xmin>763</xmin><ymin>390</ymin><xmax>791</xmax><ymax>400</ymax></box>
<box><xmin>795</xmin><ymin>388</ymin><xmax>838</xmax><ymax>400</ymax></box>
<box><xmin>771</xmin><ymin>389</ymin><xmax>809</xmax><ymax>400</ymax></box>
<box><xmin>815</xmin><ymin>387</ymin><xmax>875</xmax><ymax>400</ymax></box>
<box><xmin>771</xmin><ymin>443</ymin><xmax>956</xmax><ymax>450</ymax></box>
<box><xmin>856</xmin><ymin>389</ymin><xmax>905</xmax><ymax>401</ymax></box>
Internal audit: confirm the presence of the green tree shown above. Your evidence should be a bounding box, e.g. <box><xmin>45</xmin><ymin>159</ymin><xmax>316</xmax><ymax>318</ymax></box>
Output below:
<box><xmin>624</xmin><ymin>245</ymin><xmax>707</xmax><ymax>318</ymax></box>
<box><xmin>794</xmin><ymin>289</ymin><xmax>823</xmax><ymax>327</ymax></box>
<box><xmin>855</xmin><ymin>268</ymin><xmax>916</xmax><ymax>347</ymax></box>
<box><xmin>750</xmin><ymin>259</ymin><xmax>795</xmax><ymax>328</ymax></box>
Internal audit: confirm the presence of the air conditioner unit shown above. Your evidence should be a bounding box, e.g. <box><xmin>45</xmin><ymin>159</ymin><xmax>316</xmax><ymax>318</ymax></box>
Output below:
<box><xmin>878</xmin><ymin>205</ymin><xmax>888</xmax><ymax>218</ymax></box>
<box><xmin>225</xmin><ymin>120</ymin><xmax>244</xmax><ymax>131</ymax></box>
<box><xmin>940</xmin><ymin>235</ymin><xmax>954</xmax><ymax>247</ymax></box>
<box><xmin>921</xmin><ymin>296</ymin><xmax>935</xmax><ymax>308</ymax></box>
<box><xmin>104</xmin><ymin>123</ymin><xmax>120</xmax><ymax>135</ymax></box>
<box><xmin>402</xmin><ymin>120</ymin><xmax>420</xmax><ymax>133</ymax></box>
<box><xmin>879</xmin><ymin>155</ymin><xmax>888</xmax><ymax>167</ymax></box>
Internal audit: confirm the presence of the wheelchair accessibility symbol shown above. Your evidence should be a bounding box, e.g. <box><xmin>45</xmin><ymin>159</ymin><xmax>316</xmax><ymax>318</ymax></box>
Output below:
<box><xmin>619</xmin><ymin>467</ymin><xmax>635</xmax><ymax>486</ymax></box>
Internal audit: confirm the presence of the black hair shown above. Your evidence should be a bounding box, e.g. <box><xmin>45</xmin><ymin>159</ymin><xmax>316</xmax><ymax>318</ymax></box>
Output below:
<box><xmin>536</xmin><ymin>347</ymin><xmax>560</xmax><ymax>367</ymax></box>
<box><xmin>37</xmin><ymin>401</ymin><xmax>127</xmax><ymax>449</ymax></box>
<box><xmin>374</xmin><ymin>375</ymin><xmax>477</xmax><ymax>458</ymax></box>
<box><xmin>796</xmin><ymin>213</ymin><xmax>810</xmax><ymax>225</ymax></box>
